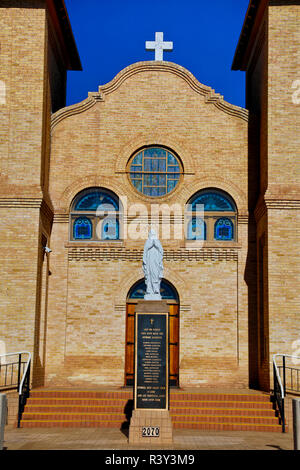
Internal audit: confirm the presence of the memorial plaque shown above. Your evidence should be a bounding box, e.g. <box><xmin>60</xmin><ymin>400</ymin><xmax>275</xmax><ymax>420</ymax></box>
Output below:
<box><xmin>134</xmin><ymin>312</ymin><xmax>168</xmax><ymax>410</ymax></box>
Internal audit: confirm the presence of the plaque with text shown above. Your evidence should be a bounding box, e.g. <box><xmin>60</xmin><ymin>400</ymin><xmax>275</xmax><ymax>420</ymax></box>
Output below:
<box><xmin>134</xmin><ymin>312</ymin><xmax>168</xmax><ymax>410</ymax></box>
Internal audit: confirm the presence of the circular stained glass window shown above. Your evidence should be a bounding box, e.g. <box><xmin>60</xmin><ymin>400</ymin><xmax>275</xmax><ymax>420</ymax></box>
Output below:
<box><xmin>129</xmin><ymin>147</ymin><xmax>181</xmax><ymax>197</ymax></box>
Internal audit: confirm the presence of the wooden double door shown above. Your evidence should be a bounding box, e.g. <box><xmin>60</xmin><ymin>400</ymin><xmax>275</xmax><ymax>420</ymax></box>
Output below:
<box><xmin>125</xmin><ymin>303</ymin><xmax>179</xmax><ymax>387</ymax></box>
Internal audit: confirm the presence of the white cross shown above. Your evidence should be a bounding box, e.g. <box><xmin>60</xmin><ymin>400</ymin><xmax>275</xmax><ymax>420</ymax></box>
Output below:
<box><xmin>145</xmin><ymin>32</ymin><xmax>173</xmax><ymax>61</ymax></box>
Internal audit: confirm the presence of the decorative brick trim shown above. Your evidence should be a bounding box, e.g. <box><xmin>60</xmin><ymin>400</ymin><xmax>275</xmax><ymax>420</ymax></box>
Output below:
<box><xmin>68</xmin><ymin>246</ymin><xmax>239</xmax><ymax>262</ymax></box>
<box><xmin>255</xmin><ymin>198</ymin><xmax>300</xmax><ymax>221</ymax></box>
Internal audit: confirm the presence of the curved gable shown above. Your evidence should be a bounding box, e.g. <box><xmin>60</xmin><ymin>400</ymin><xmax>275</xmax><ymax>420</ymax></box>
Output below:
<box><xmin>51</xmin><ymin>61</ymin><xmax>248</xmax><ymax>132</ymax></box>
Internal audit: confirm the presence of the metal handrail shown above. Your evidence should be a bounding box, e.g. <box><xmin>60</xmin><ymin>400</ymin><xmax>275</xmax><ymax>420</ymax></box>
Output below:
<box><xmin>0</xmin><ymin>351</ymin><xmax>31</xmax><ymax>427</ymax></box>
<box><xmin>273</xmin><ymin>354</ymin><xmax>285</xmax><ymax>399</ymax></box>
<box><xmin>0</xmin><ymin>352</ymin><xmax>31</xmax><ymax>392</ymax></box>
<box><xmin>272</xmin><ymin>353</ymin><xmax>300</xmax><ymax>433</ymax></box>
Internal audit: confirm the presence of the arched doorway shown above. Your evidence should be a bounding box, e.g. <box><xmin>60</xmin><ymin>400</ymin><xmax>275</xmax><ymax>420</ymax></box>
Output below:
<box><xmin>125</xmin><ymin>279</ymin><xmax>179</xmax><ymax>387</ymax></box>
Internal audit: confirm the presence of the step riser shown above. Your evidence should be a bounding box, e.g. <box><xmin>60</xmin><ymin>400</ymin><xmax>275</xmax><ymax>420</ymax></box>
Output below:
<box><xmin>22</xmin><ymin>414</ymin><xmax>278</xmax><ymax>425</ymax></box>
<box><xmin>24</xmin><ymin>406</ymin><xmax>275</xmax><ymax>417</ymax></box>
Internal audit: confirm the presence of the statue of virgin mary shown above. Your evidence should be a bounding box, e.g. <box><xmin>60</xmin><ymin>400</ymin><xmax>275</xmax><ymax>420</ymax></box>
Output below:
<box><xmin>142</xmin><ymin>228</ymin><xmax>163</xmax><ymax>300</ymax></box>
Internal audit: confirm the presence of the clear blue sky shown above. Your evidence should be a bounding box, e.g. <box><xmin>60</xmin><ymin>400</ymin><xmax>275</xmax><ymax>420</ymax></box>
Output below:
<box><xmin>64</xmin><ymin>0</ymin><xmax>249</xmax><ymax>108</ymax></box>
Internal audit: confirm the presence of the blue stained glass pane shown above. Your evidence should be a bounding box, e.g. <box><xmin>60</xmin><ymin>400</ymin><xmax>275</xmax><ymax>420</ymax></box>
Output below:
<box><xmin>167</xmin><ymin>180</ymin><xmax>176</xmax><ymax>192</ymax></box>
<box><xmin>158</xmin><ymin>175</ymin><xmax>166</xmax><ymax>186</ymax></box>
<box><xmin>158</xmin><ymin>187</ymin><xmax>166</xmax><ymax>196</ymax></box>
<box><xmin>133</xmin><ymin>180</ymin><xmax>142</xmax><ymax>192</ymax></box>
<box><xmin>75</xmin><ymin>191</ymin><xmax>119</xmax><ymax>211</ymax></box>
<box><xmin>131</xmin><ymin>173</ymin><xmax>142</xmax><ymax>179</ymax></box>
<box><xmin>214</xmin><ymin>218</ymin><xmax>234</xmax><ymax>240</ymax></box>
<box><xmin>144</xmin><ymin>159</ymin><xmax>152</xmax><ymax>171</ymax></box>
<box><xmin>144</xmin><ymin>148</ymin><xmax>166</xmax><ymax>159</ymax></box>
<box><xmin>159</xmin><ymin>159</ymin><xmax>166</xmax><ymax>171</ymax></box>
<box><xmin>152</xmin><ymin>175</ymin><xmax>158</xmax><ymax>186</ymax></box>
<box><xmin>128</xmin><ymin>279</ymin><xmax>178</xmax><ymax>300</ymax></box>
<box><xmin>131</xmin><ymin>165</ymin><xmax>142</xmax><ymax>172</ymax></box>
<box><xmin>151</xmin><ymin>159</ymin><xmax>159</xmax><ymax>171</ymax></box>
<box><xmin>168</xmin><ymin>153</ymin><xmax>176</xmax><ymax>165</ymax></box>
<box><xmin>132</xmin><ymin>152</ymin><xmax>142</xmax><ymax>165</ymax></box>
<box><xmin>187</xmin><ymin>217</ymin><xmax>206</xmax><ymax>240</ymax></box>
<box><xmin>102</xmin><ymin>218</ymin><xmax>119</xmax><ymax>240</ymax></box>
<box><xmin>168</xmin><ymin>166</ymin><xmax>179</xmax><ymax>173</ymax></box>
<box><xmin>189</xmin><ymin>192</ymin><xmax>235</xmax><ymax>211</ymax></box>
<box><xmin>73</xmin><ymin>217</ymin><xmax>92</xmax><ymax>239</ymax></box>
<box><xmin>144</xmin><ymin>174</ymin><xmax>152</xmax><ymax>186</ymax></box>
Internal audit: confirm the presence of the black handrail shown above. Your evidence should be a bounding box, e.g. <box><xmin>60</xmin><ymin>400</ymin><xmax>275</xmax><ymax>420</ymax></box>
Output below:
<box><xmin>17</xmin><ymin>360</ymin><xmax>31</xmax><ymax>428</ymax></box>
<box><xmin>273</xmin><ymin>354</ymin><xmax>300</xmax><ymax>433</ymax></box>
<box><xmin>273</xmin><ymin>361</ymin><xmax>285</xmax><ymax>433</ymax></box>
<box><xmin>0</xmin><ymin>352</ymin><xmax>31</xmax><ymax>427</ymax></box>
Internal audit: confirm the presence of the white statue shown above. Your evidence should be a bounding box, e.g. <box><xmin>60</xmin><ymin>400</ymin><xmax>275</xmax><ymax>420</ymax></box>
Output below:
<box><xmin>143</xmin><ymin>228</ymin><xmax>163</xmax><ymax>300</ymax></box>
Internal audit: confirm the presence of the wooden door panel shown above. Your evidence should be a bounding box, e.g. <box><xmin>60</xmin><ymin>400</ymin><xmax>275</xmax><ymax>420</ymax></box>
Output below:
<box><xmin>169</xmin><ymin>304</ymin><xmax>179</xmax><ymax>386</ymax></box>
<box><xmin>125</xmin><ymin>302</ymin><xmax>179</xmax><ymax>387</ymax></box>
<box><xmin>125</xmin><ymin>304</ymin><xmax>135</xmax><ymax>385</ymax></box>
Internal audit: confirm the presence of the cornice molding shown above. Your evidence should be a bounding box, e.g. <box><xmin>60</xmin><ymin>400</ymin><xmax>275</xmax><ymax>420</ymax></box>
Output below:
<box><xmin>254</xmin><ymin>197</ymin><xmax>300</xmax><ymax>221</ymax></box>
<box><xmin>51</xmin><ymin>92</ymin><xmax>103</xmax><ymax>133</ymax></box>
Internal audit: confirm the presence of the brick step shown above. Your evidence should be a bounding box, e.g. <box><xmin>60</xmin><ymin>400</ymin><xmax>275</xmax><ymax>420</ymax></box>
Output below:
<box><xmin>20</xmin><ymin>420</ymin><xmax>283</xmax><ymax>433</ymax></box>
<box><xmin>170</xmin><ymin>393</ymin><xmax>271</xmax><ymax>402</ymax></box>
<box><xmin>29</xmin><ymin>390</ymin><xmax>132</xmax><ymax>399</ymax></box>
<box><xmin>22</xmin><ymin>412</ymin><xmax>126</xmax><ymax>421</ymax></box>
<box><xmin>26</xmin><ymin>398</ymin><xmax>131</xmax><ymax>406</ymax></box>
<box><xmin>27</xmin><ymin>396</ymin><xmax>272</xmax><ymax>408</ymax></box>
<box><xmin>172</xmin><ymin>422</ymin><xmax>283</xmax><ymax>432</ymax></box>
<box><xmin>170</xmin><ymin>400</ymin><xmax>273</xmax><ymax>409</ymax></box>
<box><xmin>170</xmin><ymin>414</ymin><xmax>278</xmax><ymax>425</ymax></box>
<box><xmin>170</xmin><ymin>407</ymin><xmax>276</xmax><ymax>417</ymax></box>
<box><xmin>24</xmin><ymin>404</ymin><xmax>276</xmax><ymax>417</ymax></box>
<box><xmin>29</xmin><ymin>390</ymin><xmax>270</xmax><ymax>402</ymax></box>
<box><xmin>24</xmin><ymin>405</ymin><xmax>129</xmax><ymax>413</ymax></box>
<box><xmin>22</xmin><ymin>411</ymin><xmax>278</xmax><ymax>425</ymax></box>
<box><xmin>20</xmin><ymin>420</ymin><xmax>123</xmax><ymax>428</ymax></box>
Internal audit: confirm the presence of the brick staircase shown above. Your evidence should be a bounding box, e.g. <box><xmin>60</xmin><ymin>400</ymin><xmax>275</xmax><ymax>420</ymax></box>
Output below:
<box><xmin>18</xmin><ymin>389</ymin><xmax>284</xmax><ymax>432</ymax></box>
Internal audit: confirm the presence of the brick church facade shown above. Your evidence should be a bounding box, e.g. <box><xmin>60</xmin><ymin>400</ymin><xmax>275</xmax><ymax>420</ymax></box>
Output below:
<box><xmin>0</xmin><ymin>0</ymin><xmax>299</xmax><ymax>393</ymax></box>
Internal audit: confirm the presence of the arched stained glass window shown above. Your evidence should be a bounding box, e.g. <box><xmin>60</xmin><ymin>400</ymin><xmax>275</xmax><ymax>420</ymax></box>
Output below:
<box><xmin>128</xmin><ymin>279</ymin><xmax>179</xmax><ymax>301</ymax></box>
<box><xmin>129</xmin><ymin>147</ymin><xmax>181</xmax><ymax>197</ymax></box>
<box><xmin>187</xmin><ymin>217</ymin><xmax>206</xmax><ymax>240</ymax></box>
<box><xmin>186</xmin><ymin>189</ymin><xmax>236</xmax><ymax>242</ymax></box>
<box><xmin>70</xmin><ymin>188</ymin><xmax>121</xmax><ymax>241</ymax></box>
<box><xmin>73</xmin><ymin>217</ymin><xmax>92</xmax><ymax>240</ymax></box>
<box><xmin>188</xmin><ymin>190</ymin><xmax>235</xmax><ymax>212</ymax></box>
<box><xmin>74</xmin><ymin>191</ymin><xmax>119</xmax><ymax>211</ymax></box>
<box><xmin>214</xmin><ymin>218</ymin><xmax>234</xmax><ymax>240</ymax></box>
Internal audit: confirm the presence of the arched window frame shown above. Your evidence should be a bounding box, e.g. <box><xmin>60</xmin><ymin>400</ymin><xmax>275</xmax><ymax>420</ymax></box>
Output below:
<box><xmin>128</xmin><ymin>146</ymin><xmax>183</xmax><ymax>198</ymax></box>
<box><xmin>70</xmin><ymin>187</ymin><xmax>121</xmax><ymax>241</ymax></box>
<box><xmin>128</xmin><ymin>278</ymin><xmax>179</xmax><ymax>303</ymax></box>
<box><xmin>186</xmin><ymin>189</ymin><xmax>237</xmax><ymax>242</ymax></box>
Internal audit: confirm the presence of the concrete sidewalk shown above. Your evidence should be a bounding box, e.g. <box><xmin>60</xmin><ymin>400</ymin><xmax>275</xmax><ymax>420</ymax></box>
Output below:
<box><xmin>2</xmin><ymin>424</ymin><xmax>294</xmax><ymax>451</ymax></box>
